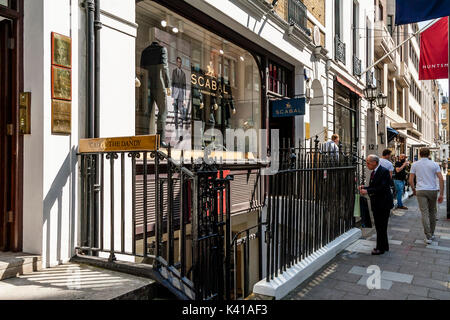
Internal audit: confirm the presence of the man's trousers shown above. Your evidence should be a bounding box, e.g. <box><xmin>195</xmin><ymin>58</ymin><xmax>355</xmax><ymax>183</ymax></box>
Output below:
<box><xmin>373</xmin><ymin>209</ymin><xmax>390</xmax><ymax>252</ymax></box>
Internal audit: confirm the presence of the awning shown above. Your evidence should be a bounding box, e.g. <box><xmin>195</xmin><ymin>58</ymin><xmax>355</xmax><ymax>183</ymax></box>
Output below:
<box><xmin>336</xmin><ymin>76</ymin><xmax>364</xmax><ymax>98</ymax></box>
<box><xmin>387</xmin><ymin>127</ymin><xmax>399</xmax><ymax>143</ymax></box>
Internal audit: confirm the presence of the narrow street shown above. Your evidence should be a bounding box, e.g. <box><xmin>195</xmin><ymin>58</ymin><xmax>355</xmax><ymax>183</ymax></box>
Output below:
<box><xmin>285</xmin><ymin>196</ymin><xmax>450</xmax><ymax>300</ymax></box>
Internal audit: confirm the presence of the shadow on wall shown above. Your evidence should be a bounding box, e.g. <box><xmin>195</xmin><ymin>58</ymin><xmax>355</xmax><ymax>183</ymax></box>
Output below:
<box><xmin>43</xmin><ymin>146</ymin><xmax>78</xmax><ymax>268</ymax></box>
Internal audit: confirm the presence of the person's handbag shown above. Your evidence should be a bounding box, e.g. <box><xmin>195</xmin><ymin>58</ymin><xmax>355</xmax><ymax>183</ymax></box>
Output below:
<box><xmin>353</xmin><ymin>193</ymin><xmax>361</xmax><ymax>217</ymax></box>
<box><xmin>360</xmin><ymin>196</ymin><xmax>373</xmax><ymax>228</ymax></box>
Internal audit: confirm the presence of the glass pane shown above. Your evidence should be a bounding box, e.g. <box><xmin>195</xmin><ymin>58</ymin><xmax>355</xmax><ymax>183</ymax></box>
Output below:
<box><xmin>136</xmin><ymin>1</ymin><xmax>262</xmax><ymax>159</ymax></box>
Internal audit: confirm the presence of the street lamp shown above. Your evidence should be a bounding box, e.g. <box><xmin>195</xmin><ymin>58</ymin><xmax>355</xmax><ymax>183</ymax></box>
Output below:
<box><xmin>376</xmin><ymin>92</ymin><xmax>388</xmax><ymax>113</ymax></box>
<box><xmin>364</xmin><ymin>85</ymin><xmax>378</xmax><ymax>109</ymax></box>
<box><xmin>376</xmin><ymin>92</ymin><xmax>388</xmax><ymax>145</ymax></box>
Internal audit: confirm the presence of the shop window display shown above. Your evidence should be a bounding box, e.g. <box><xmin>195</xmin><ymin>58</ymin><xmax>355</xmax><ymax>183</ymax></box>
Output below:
<box><xmin>136</xmin><ymin>1</ymin><xmax>261</xmax><ymax>155</ymax></box>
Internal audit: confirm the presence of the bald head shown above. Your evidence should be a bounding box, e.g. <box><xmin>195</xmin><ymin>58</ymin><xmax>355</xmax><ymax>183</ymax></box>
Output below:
<box><xmin>366</xmin><ymin>154</ymin><xmax>380</xmax><ymax>170</ymax></box>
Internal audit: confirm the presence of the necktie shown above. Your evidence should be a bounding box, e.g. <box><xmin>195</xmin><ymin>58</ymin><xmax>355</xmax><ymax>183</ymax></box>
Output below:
<box><xmin>370</xmin><ymin>171</ymin><xmax>375</xmax><ymax>181</ymax></box>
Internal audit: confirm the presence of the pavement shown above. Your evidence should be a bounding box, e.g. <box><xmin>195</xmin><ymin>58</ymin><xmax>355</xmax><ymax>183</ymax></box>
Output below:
<box><xmin>0</xmin><ymin>263</ymin><xmax>155</xmax><ymax>300</ymax></box>
<box><xmin>284</xmin><ymin>195</ymin><xmax>450</xmax><ymax>300</ymax></box>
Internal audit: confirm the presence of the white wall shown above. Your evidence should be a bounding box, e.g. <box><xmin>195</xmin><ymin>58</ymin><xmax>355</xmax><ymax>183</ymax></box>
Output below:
<box><xmin>22</xmin><ymin>0</ymin><xmax>136</xmax><ymax>267</ymax></box>
<box><xmin>98</xmin><ymin>0</ymin><xmax>136</xmax><ymax>260</ymax></box>
<box><xmin>23</xmin><ymin>0</ymin><xmax>79</xmax><ymax>267</ymax></box>
<box><xmin>23</xmin><ymin>0</ymin><xmax>44</xmax><ymax>256</ymax></box>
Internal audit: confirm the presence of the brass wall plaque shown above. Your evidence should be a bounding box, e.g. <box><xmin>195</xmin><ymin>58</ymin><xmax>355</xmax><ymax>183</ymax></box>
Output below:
<box><xmin>52</xmin><ymin>65</ymin><xmax>72</xmax><ymax>101</ymax></box>
<box><xmin>79</xmin><ymin>135</ymin><xmax>160</xmax><ymax>153</ymax></box>
<box><xmin>52</xmin><ymin>99</ymin><xmax>71</xmax><ymax>135</ymax></box>
<box><xmin>52</xmin><ymin>32</ymin><xmax>72</xmax><ymax>69</ymax></box>
<box><xmin>19</xmin><ymin>92</ymin><xmax>31</xmax><ymax>134</ymax></box>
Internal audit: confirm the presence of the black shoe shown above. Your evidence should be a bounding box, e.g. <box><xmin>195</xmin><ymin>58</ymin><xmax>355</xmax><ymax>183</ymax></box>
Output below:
<box><xmin>371</xmin><ymin>249</ymin><xmax>385</xmax><ymax>255</ymax></box>
<box><xmin>160</xmin><ymin>141</ymin><xmax>168</xmax><ymax>148</ymax></box>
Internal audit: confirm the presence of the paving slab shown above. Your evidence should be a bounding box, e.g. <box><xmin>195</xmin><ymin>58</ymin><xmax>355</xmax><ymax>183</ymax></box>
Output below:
<box><xmin>414</xmin><ymin>240</ymin><xmax>439</xmax><ymax>246</ymax></box>
<box><xmin>0</xmin><ymin>252</ymin><xmax>42</xmax><ymax>281</ymax></box>
<box><xmin>0</xmin><ymin>263</ymin><xmax>154</xmax><ymax>300</ymax></box>
<box><xmin>428</xmin><ymin>289</ymin><xmax>450</xmax><ymax>300</ymax></box>
<box><xmin>406</xmin><ymin>294</ymin><xmax>435</xmax><ymax>300</ymax></box>
<box><xmin>426</xmin><ymin>245</ymin><xmax>450</xmax><ymax>252</ymax></box>
<box><xmin>357</xmin><ymin>276</ymin><xmax>393</xmax><ymax>290</ymax></box>
<box><xmin>412</xmin><ymin>276</ymin><xmax>450</xmax><ymax>291</ymax></box>
<box><xmin>391</xmin><ymin>227</ymin><xmax>410</xmax><ymax>233</ymax></box>
<box><xmin>380</xmin><ymin>271</ymin><xmax>413</xmax><ymax>284</ymax></box>
<box><xmin>284</xmin><ymin>196</ymin><xmax>450</xmax><ymax>300</ymax></box>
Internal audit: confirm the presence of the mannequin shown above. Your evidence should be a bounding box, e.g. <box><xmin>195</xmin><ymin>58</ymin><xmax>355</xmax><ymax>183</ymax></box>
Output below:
<box><xmin>171</xmin><ymin>56</ymin><xmax>187</xmax><ymax>137</ymax></box>
<box><xmin>191</xmin><ymin>65</ymin><xmax>204</xmax><ymax>121</ymax></box>
<box><xmin>140</xmin><ymin>41</ymin><xmax>171</xmax><ymax>147</ymax></box>
<box><xmin>216</xmin><ymin>77</ymin><xmax>236</xmax><ymax>128</ymax></box>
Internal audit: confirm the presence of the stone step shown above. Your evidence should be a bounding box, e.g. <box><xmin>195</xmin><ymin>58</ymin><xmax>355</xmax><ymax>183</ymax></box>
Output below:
<box><xmin>0</xmin><ymin>252</ymin><xmax>42</xmax><ymax>281</ymax></box>
<box><xmin>0</xmin><ymin>263</ymin><xmax>160</xmax><ymax>300</ymax></box>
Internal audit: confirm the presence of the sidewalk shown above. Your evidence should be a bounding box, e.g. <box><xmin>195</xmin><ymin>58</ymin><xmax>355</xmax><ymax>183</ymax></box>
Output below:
<box><xmin>284</xmin><ymin>196</ymin><xmax>450</xmax><ymax>300</ymax></box>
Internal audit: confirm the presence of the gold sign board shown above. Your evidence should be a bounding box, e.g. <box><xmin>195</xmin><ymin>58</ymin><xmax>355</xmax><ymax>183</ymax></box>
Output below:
<box><xmin>52</xmin><ymin>99</ymin><xmax>71</xmax><ymax>135</ymax></box>
<box><xmin>79</xmin><ymin>135</ymin><xmax>160</xmax><ymax>153</ymax></box>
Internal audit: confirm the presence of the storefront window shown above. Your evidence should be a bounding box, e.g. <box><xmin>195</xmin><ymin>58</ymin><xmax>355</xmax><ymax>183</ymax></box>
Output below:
<box><xmin>334</xmin><ymin>83</ymin><xmax>358</xmax><ymax>152</ymax></box>
<box><xmin>268</xmin><ymin>61</ymin><xmax>288</xmax><ymax>96</ymax></box>
<box><xmin>136</xmin><ymin>1</ymin><xmax>261</xmax><ymax>157</ymax></box>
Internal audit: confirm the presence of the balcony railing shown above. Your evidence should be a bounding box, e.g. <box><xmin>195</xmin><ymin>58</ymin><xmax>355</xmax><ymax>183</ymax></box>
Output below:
<box><xmin>288</xmin><ymin>0</ymin><xmax>310</xmax><ymax>35</ymax></box>
<box><xmin>335</xmin><ymin>35</ymin><xmax>346</xmax><ymax>65</ymax></box>
<box><xmin>366</xmin><ymin>70</ymin><xmax>374</xmax><ymax>87</ymax></box>
<box><xmin>353</xmin><ymin>55</ymin><xmax>362</xmax><ymax>77</ymax></box>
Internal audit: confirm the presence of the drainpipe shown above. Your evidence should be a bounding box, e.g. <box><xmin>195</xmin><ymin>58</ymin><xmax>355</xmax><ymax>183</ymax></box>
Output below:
<box><xmin>85</xmin><ymin>0</ymin><xmax>95</xmax><ymax>139</ymax></box>
<box><xmin>83</xmin><ymin>0</ymin><xmax>100</xmax><ymax>251</ymax></box>
<box><xmin>94</xmin><ymin>0</ymin><xmax>101</xmax><ymax>138</ymax></box>
<box><xmin>325</xmin><ymin>57</ymin><xmax>331</xmax><ymax>141</ymax></box>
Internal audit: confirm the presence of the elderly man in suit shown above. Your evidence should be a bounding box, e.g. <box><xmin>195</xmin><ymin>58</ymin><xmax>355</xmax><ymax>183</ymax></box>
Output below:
<box><xmin>359</xmin><ymin>155</ymin><xmax>394</xmax><ymax>255</ymax></box>
<box><xmin>172</xmin><ymin>56</ymin><xmax>186</xmax><ymax>134</ymax></box>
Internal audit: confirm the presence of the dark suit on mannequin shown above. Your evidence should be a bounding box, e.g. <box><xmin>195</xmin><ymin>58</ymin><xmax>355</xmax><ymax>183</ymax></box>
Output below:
<box><xmin>171</xmin><ymin>64</ymin><xmax>186</xmax><ymax>130</ymax></box>
<box><xmin>140</xmin><ymin>41</ymin><xmax>171</xmax><ymax>142</ymax></box>
<box><xmin>363</xmin><ymin>165</ymin><xmax>394</xmax><ymax>254</ymax></box>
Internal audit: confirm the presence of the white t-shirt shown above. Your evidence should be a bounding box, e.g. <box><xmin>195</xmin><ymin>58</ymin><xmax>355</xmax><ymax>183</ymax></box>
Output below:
<box><xmin>410</xmin><ymin>158</ymin><xmax>441</xmax><ymax>191</ymax></box>
<box><xmin>323</xmin><ymin>141</ymin><xmax>338</xmax><ymax>153</ymax></box>
<box><xmin>379</xmin><ymin>158</ymin><xmax>394</xmax><ymax>173</ymax></box>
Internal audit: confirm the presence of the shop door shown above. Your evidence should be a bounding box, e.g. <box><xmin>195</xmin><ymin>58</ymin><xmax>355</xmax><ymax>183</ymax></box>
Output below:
<box><xmin>0</xmin><ymin>19</ymin><xmax>13</xmax><ymax>251</ymax></box>
<box><xmin>269</xmin><ymin>116</ymin><xmax>294</xmax><ymax>145</ymax></box>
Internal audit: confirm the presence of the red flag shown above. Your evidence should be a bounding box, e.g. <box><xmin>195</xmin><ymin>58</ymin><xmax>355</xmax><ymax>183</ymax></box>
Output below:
<box><xmin>419</xmin><ymin>17</ymin><xmax>449</xmax><ymax>80</ymax></box>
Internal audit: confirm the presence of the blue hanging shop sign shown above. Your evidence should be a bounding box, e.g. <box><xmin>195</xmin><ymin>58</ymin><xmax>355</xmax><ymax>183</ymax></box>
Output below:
<box><xmin>271</xmin><ymin>97</ymin><xmax>306</xmax><ymax>118</ymax></box>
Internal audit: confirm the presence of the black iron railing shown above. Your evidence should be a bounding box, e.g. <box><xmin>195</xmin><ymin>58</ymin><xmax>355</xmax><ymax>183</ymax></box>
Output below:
<box><xmin>264</xmin><ymin>138</ymin><xmax>357</xmax><ymax>282</ymax></box>
<box><xmin>78</xmin><ymin>136</ymin><xmax>360</xmax><ymax>300</ymax></box>
<box><xmin>288</xmin><ymin>0</ymin><xmax>310</xmax><ymax>35</ymax></box>
<box><xmin>78</xmin><ymin>145</ymin><xmax>266</xmax><ymax>300</ymax></box>
<box><xmin>353</xmin><ymin>55</ymin><xmax>362</xmax><ymax>77</ymax></box>
<box><xmin>335</xmin><ymin>35</ymin><xmax>346</xmax><ymax>64</ymax></box>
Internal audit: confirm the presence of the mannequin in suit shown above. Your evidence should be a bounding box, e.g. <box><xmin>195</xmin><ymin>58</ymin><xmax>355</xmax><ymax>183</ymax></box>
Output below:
<box><xmin>171</xmin><ymin>56</ymin><xmax>186</xmax><ymax>132</ymax></box>
<box><xmin>217</xmin><ymin>77</ymin><xmax>236</xmax><ymax>128</ymax></box>
<box><xmin>191</xmin><ymin>65</ymin><xmax>204</xmax><ymax>121</ymax></box>
<box><xmin>140</xmin><ymin>41</ymin><xmax>171</xmax><ymax>147</ymax></box>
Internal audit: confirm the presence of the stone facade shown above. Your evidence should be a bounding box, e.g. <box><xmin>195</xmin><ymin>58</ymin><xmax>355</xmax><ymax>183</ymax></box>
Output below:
<box><xmin>307</xmin><ymin>19</ymin><xmax>325</xmax><ymax>47</ymax></box>
<box><xmin>303</xmin><ymin>0</ymin><xmax>325</xmax><ymax>26</ymax></box>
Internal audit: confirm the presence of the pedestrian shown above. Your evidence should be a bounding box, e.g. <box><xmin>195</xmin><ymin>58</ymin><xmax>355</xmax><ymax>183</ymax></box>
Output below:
<box><xmin>393</xmin><ymin>154</ymin><xmax>409</xmax><ymax>210</ymax></box>
<box><xmin>359</xmin><ymin>155</ymin><xmax>393</xmax><ymax>255</ymax></box>
<box><xmin>409</xmin><ymin>148</ymin><xmax>444</xmax><ymax>244</ymax></box>
<box><xmin>379</xmin><ymin>149</ymin><xmax>394</xmax><ymax>179</ymax></box>
<box><xmin>323</xmin><ymin>134</ymin><xmax>339</xmax><ymax>158</ymax></box>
